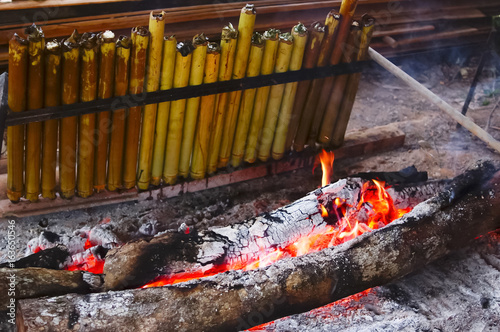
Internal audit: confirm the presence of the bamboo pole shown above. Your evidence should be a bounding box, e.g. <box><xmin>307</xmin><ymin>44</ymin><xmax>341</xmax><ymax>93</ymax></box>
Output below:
<box><xmin>162</xmin><ymin>41</ymin><xmax>194</xmax><ymax>185</ymax></box>
<box><xmin>94</xmin><ymin>30</ymin><xmax>116</xmax><ymax>193</ymax></box>
<box><xmin>218</xmin><ymin>4</ymin><xmax>256</xmax><ymax>168</ymax></box>
<box><xmin>122</xmin><ymin>27</ymin><xmax>149</xmax><ymax>189</ymax></box>
<box><xmin>231</xmin><ymin>32</ymin><xmax>265</xmax><ymax>167</ymax></box>
<box><xmin>41</xmin><ymin>40</ymin><xmax>61</xmax><ymax>199</ymax></box>
<box><xmin>151</xmin><ymin>35</ymin><xmax>177</xmax><ymax>186</ymax></box>
<box><xmin>24</xmin><ymin>24</ymin><xmax>45</xmax><ymax>202</ymax></box>
<box><xmin>59</xmin><ymin>30</ymin><xmax>80</xmax><ymax>199</ymax></box>
<box><xmin>244</xmin><ymin>28</ymin><xmax>280</xmax><ymax>164</ymax></box>
<box><xmin>107</xmin><ymin>36</ymin><xmax>131</xmax><ymax>191</ymax></box>
<box><xmin>272</xmin><ymin>23</ymin><xmax>308</xmax><ymax>160</ymax></box>
<box><xmin>137</xmin><ymin>11</ymin><xmax>165</xmax><ymax>190</ymax></box>
<box><xmin>190</xmin><ymin>42</ymin><xmax>221</xmax><ymax>179</ymax></box>
<box><xmin>6</xmin><ymin>34</ymin><xmax>28</xmax><ymax>202</ymax></box>
<box><xmin>77</xmin><ymin>32</ymin><xmax>98</xmax><ymax>198</ymax></box>
<box><xmin>206</xmin><ymin>24</ymin><xmax>237</xmax><ymax>174</ymax></box>
<box><xmin>178</xmin><ymin>33</ymin><xmax>208</xmax><ymax>178</ymax></box>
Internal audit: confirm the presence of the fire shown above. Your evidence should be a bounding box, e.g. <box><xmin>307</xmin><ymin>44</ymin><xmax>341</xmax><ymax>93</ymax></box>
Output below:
<box><xmin>315</xmin><ymin>150</ymin><xmax>335</xmax><ymax>187</ymax></box>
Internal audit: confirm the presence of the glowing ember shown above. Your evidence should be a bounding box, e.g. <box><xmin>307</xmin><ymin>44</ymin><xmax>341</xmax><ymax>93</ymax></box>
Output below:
<box><xmin>66</xmin><ymin>252</ymin><xmax>104</xmax><ymax>274</ymax></box>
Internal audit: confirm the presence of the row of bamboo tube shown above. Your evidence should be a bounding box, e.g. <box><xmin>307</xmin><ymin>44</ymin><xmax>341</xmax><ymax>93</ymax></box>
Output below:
<box><xmin>6</xmin><ymin>0</ymin><xmax>374</xmax><ymax>202</ymax></box>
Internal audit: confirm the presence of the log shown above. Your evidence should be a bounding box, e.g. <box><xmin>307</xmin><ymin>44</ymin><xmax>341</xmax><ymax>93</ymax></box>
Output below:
<box><xmin>16</xmin><ymin>162</ymin><xmax>500</xmax><ymax>332</ymax></box>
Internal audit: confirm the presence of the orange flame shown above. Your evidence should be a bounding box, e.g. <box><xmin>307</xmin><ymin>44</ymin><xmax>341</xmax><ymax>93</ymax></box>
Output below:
<box><xmin>317</xmin><ymin>150</ymin><xmax>335</xmax><ymax>187</ymax></box>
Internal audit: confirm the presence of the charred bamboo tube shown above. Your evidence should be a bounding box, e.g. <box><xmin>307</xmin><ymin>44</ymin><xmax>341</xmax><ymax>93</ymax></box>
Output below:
<box><xmin>77</xmin><ymin>33</ymin><xmax>98</xmax><ymax>198</ymax></box>
<box><xmin>6</xmin><ymin>34</ymin><xmax>28</xmax><ymax>202</ymax></box>
<box><xmin>94</xmin><ymin>31</ymin><xmax>116</xmax><ymax>193</ymax></box>
<box><xmin>41</xmin><ymin>41</ymin><xmax>61</xmax><ymax>199</ymax></box>
<box><xmin>123</xmin><ymin>27</ymin><xmax>149</xmax><ymax>189</ymax></box>
<box><xmin>331</xmin><ymin>15</ymin><xmax>375</xmax><ymax>148</ymax></box>
<box><xmin>207</xmin><ymin>24</ymin><xmax>237</xmax><ymax>174</ymax></box>
<box><xmin>137</xmin><ymin>12</ymin><xmax>165</xmax><ymax>190</ymax></box>
<box><xmin>218</xmin><ymin>4</ymin><xmax>256</xmax><ymax>168</ymax></box>
<box><xmin>272</xmin><ymin>23</ymin><xmax>308</xmax><ymax>160</ymax></box>
<box><xmin>244</xmin><ymin>29</ymin><xmax>280</xmax><ymax>164</ymax></box>
<box><xmin>293</xmin><ymin>11</ymin><xmax>340</xmax><ymax>152</ymax></box>
<box><xmin>231</xmin><ymin>32</ymin><xmax>265</xmax><ymax>167</ymax></box>
<box><xmin>25</xmin><ymin>25</ymin><xmax>45</xmax><ymax>202</ymax></box>
<box><xmin>190</xmin><ymin>43</ymin><xmax>221</xmax><ymax>179</ymax></box>
<box><xmin>151</xmin><ymin>36</ymin><xmax>177</xmax><ymax>186</ymax></box>
<box><xmin>284</xmin><ymin>22</ymin><xmax>324</xmax><ymax>153</ymax></box>
<box><xmin>107</xmin><ymin>36</ymin><xmax>131</xmax><ymax>191</ymax></box>
<box><xmin>178</xmin><ymin>34</ymin><xmax>208</xmax><ymax>178</ymax></box>
<box><xmin>162</xmin><ymin>41</ymin><xmax>194</xmax><ymax>185</ymax></box>
<box><xmin>59</xmin><ymin>30</ymin><xmax>80</xmax><ymax>199</ymax></box>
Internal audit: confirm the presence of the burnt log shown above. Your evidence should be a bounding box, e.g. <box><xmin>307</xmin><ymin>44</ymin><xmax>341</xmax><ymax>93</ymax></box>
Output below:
<box><xmin>15</xmin><ymin>163</ymin><xmax>500</xmax><ymax>332</ymax></box>
<box><xmin>0</xmin><ymin>245</ymin><xmax>70</xmax><ymax>270</ymax></box>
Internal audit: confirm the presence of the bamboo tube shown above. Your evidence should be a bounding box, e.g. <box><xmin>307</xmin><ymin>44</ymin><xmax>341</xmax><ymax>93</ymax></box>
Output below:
<box><xmin>162</xmin><ymin>41</ymin><xmax>194</xmax><ymax>185</ymax></box>
<box><xmin>24</xmin><ymin>24</ymin><xmax>45</xmax><ymax>202</ymax></box>
<box><xmin>178</xmin><ymin>33</ymin><xmax>208</xmax><ymax>178</ymax></box>
<box><xmin>151</xmin><ymin>35</ymin><xmax>177</xmax><ymax>186</ymax></box>
<box><xmin>243</xmin><ymin>29</ymin><xmax>280</xmax><ymax>164</ymax></box>
<box><xmin>331</xmin><ymin>15</ymin><xmax>375</xmax><ymax>148</ymax></box>
<box><xmin>6</xmin><ymin>34</ymin><xmax>28</xmax><ymax>202</ymax></box>
<box><xmin>94</xmin><ymin>30</ymin><xmax>116</xmax><ymax>193</ymax></box>
<box><xmin>107</xmin><ymin>36</ymin><xmax>131</xmax><ymax>191</ymax></box>
<box><xmin>293</xmin><ymin>11</ymin><xmax>340</xmax><ymax>152</ymax></box>
<box><xmin>137</xmin><ymin>11</ymin><xmax>165</xmax><ymax>190</ymax></box>
<box><xmin>231</xmin><ymin>32</ymin><xmax>265</xmax><ymax>167</ymax></box>
<box><xmin>257</xmin><ymin>32</ymin><xmax>294</xmax><ymax>162</ymax></box>
<box><xmin>190</xmin><ymin>42</ymin><xmax>221</xmax><ymax>179</ymax></box>
<box><xmin>284</xmin><ymin>22</ymin><xmax>324</xmax><ymax>153</ymax></box>
<box><xmin>59</xmin><ymin>30</ymin><xmax>80</xmax><ymax>199</ymax></box>
<box><xmin>41</xmin><ymin>40</ymin><xmax>61</xmax><ymax>199</ymax></box>
<box><xmin>122</xmin><ymin>27</ymin><xmax>149</xmax><ymax>189</ymax></box>
<box><xmin>77</xmin><ymin>32</ymin><xmax>98</xmax><ymax>198</ymax></box>
<box><xmin>218</xmin><ymin>4</ymin><xmax>256</xmax><ymax>168</ymax></box>
<box><xmin>272</xmin><ymin>23</ymin><xmax>308</xmax><ymax>160</ymax></box>
<box><xmin>206</xmin><ymin>24</ymin><xmax>237</xmax><ymax>174</ymax></box>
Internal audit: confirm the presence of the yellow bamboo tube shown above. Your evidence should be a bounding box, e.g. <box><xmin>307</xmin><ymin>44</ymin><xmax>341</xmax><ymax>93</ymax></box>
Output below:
<box><xmin>162</xmin><ymin>41</ymin><xmax>194</xmax><ymax>185</ymax></box>
<box><xmin>272</xmin><ymin>23</ymin><xmax>308</xmax><ymax>160</ymax></box>
<box><xmin>59</xmin><ymin>30</ymin><xmax>80</xmax><ymax>199</ymax></box>
<box><xmin>257</xmin><ymin>32</ymin><xmax>294</xmax><ymax>162</ymax></box>
<box><xmin>123</xmin><ymin>27</ymin><xmax>149</xmax><ymax>189</ymax></box>
<box><xmin>178</xmin><ymin>33</ymin><xmax>208</xmax><ymax>178</ymax></box>
<box><xmin>7</xmin><ymin>34</ymin><xmax>28</xmax><ymax>202</ymax></box>
<box><xmin>24</xmin><ymin>25</ymin><xmax>45</xmax><ymax>202</ymax></box>
<box><xmin>107</xmin><ymin>36</ymin><xmax>131</xmax><ymax>191</ymax></box>
<box><xmin>151</xmin><ymin>35</ymin><xmax>177</xmax><ymax>186</ymax></box>
<box><xmin>218</xmin><ymin>4</ymin><xmax>256</xmax><ymax>168</ymax></box>
<box><xmin>77</xmin><ymin>33</ymin><xmax>98</xmax><ymax>198</ymax></box>
<box><xmin>244</xmin><ymin>29</ymin><xmax>280</xmax><ymax>164</ymax></box>
<box><xmin>41</xmin><ymin>40</ymin><xmax>61</xmax><ymax>199</ymax></box>
<box><xmin>94</xmin><ymin>31</ymin><xmax>116</xmax><ymax>193</ymax></box>
<box><xmin>231</xmin><ymin>32</ymin><xmax>265</xmax><ymax>167</ymax></box>
<box><xmin>137</xmin><ymin>11</ymin><xmax>165</xmax><ymax>190</ymax></box>
<box><xmin>190</xmin><ymin>42</ymin><xmax>221</xmax><ymax>179</ymax></box>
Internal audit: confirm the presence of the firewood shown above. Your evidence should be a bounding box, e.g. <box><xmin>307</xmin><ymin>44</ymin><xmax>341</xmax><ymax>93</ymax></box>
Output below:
<box><xmin>0</xmin><ymin>245</ymin><xmax>70</xmax><ymax>270</ymax></box>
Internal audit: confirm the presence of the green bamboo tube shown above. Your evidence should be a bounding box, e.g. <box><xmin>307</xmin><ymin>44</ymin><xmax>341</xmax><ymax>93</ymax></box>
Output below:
<box><xmin>25</xmin><ymin>24</ymin><xmax>45</xmax><ymax>202</ymax></box>
<box><xmin>190</xmin><ymin>42</ymin><xmax>221</xmax><ymax>179</ymax></box>
<box><xmin>206</xmin><ymin>24</ymin><xmax>237</xmax><ymax>174</ymax></box>
<box><xmin>243</xmin><ymin>29</ymin><xmax>280</xmax><ymax>164</ymax></box>
<box><xmin>122</xmin><ymin>27</ymin><xmax>149</xmax><ymax>189</ymax></box>
<box><xmin>77</xmin><ymin>33</ymin><xmax>98</xmax><ymax>198</ymax></box>
<box><xmin>107</xmin><ymin>36</ymin><xmax>131</xmax><ymax>191</ymax></box>
<box><xmin>162</xmin><ymin>41</ymin><xmax>194</xmax><ymax>185</ymax></box>
<box><xmin>6</xmin><ymin>34</ymin><xmax>28</xmax><ymax>202</ymax></box>
<box><xmin>218</xmin><ymin>4</ymin><xmax>256</xmax><ymax>168</ymax></box>
<box><xmin>178</xmin><ymin>33</ymin><xmax>208</xmax><ymax>178</ymax></box>
<box><xmin>231</xmin><ymin>32</ymin><xmax>265</xmax><ymax>167</ymax></box>
<box><xmin>272</xmin><ymin>23</ymin><xmax>308</xmax><ymax>160</ymax></box>
<box><xmin>41</xmin><ymin>40</ymin><xmax>61</xmax><ymax>199</ymax></box>
<box><xmin>59</xmin><ymin>30</ymin><xmax>81</xmax><ymax>199</ymax></box>
<box><xmin>94</xmin><ymin>30</ymin><xmax>116</xmax><ymax>193</ymax></box>
<box><xmin>137</xmin><ymin>11</ymin><xmax>165</xmax><ymax>190</ymax></box>
<box><xmin>151</xmin><ymin>35</ymin><xmax>177</xmax><ymax>186</ymax></box>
